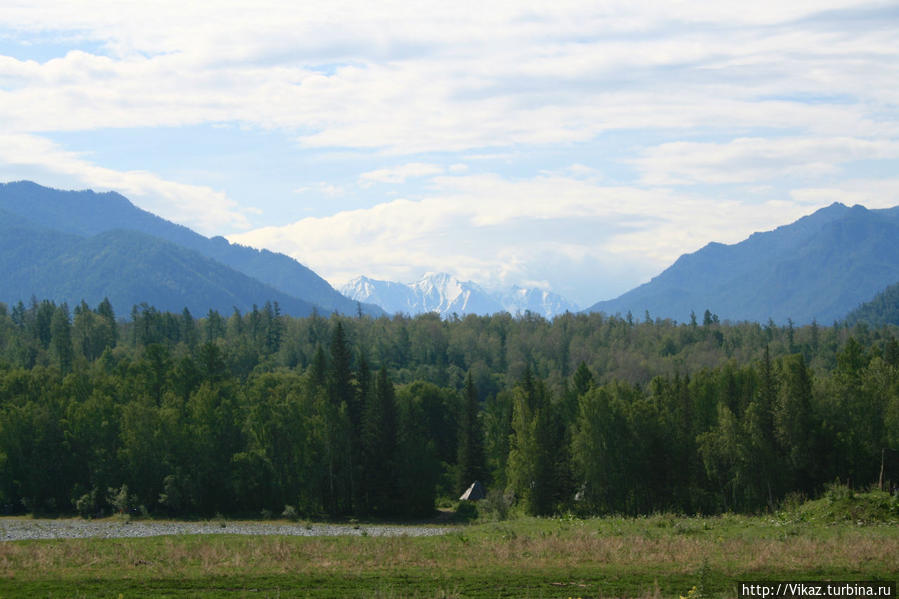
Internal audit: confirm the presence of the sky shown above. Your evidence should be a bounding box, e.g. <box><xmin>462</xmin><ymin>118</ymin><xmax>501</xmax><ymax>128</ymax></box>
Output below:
<box><xmin>1</xmin><ymin>1</ymin><xmax>897</xmax><ymax>307</ymax></box>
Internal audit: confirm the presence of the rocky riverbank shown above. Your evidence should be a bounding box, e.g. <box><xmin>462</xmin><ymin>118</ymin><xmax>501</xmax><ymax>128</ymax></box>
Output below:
<box><xmin>0</xmin><ymin>517</ymin><xmax>449</xmax><ymax>541</ymax></box>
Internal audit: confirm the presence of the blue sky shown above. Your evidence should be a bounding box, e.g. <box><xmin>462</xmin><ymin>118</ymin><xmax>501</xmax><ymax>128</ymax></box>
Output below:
<box><xmin>1</xmin><ymin>1</ymin><xmax>897</xmax><ymax>306</ymax></box>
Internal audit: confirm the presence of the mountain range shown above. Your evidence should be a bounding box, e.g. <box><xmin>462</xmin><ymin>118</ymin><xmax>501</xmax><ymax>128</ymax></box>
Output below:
<box><xmin>587</xmin><ymin>202</ymin><xmax>899</xmax><ymax>324</ymax></box>
<box><xmin>340</xmin><ymin>273</ymin><xmax>580</xmax><ymax>319</ymax></box>
<box><xmin>0</xmin><ymin>181</ymin><xmax>382</xmax><ymax>318</ymax></box>
<box><xmin>3</xmin><ymin>181</ymin><xmax>898</xmax><ymax>325</ymax></box>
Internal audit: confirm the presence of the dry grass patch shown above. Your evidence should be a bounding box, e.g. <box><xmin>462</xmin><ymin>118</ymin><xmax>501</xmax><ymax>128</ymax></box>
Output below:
<box><xmin>0</xmin><ymin>514</ymin><xmax>897</xmax><ymax>597</ymax></box>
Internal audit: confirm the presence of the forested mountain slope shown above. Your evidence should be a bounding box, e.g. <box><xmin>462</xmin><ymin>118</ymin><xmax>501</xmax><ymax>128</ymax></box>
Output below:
<box><xmin>0</xmin><ymin>216</ymin><xmax>317</xmax><ymax>317</ymax></box>
<box><xmin>588</xmin><ymin>203</ymin><xmax>899</xmax><ymax>324</ymax></box>
<box><xmin>845</xmin><ymin>281</ymin><xmax>899</xmax><ymax>327</ymax></box>
<box><xmin>0</xmin><ymin>181</ymin><xmax>381</xmax><ymax>316</ymax></box>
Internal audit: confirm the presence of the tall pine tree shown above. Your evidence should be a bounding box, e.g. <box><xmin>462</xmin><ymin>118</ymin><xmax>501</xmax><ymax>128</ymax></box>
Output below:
<box><xmin>457</xmin><ymin>372</ymin><xmax>486</xmax><ymax>493</ymax></box>
<box><xmin>362</xmin><ymin>366</ymin><xmax>398</xmax><ymax>515</ymax></box>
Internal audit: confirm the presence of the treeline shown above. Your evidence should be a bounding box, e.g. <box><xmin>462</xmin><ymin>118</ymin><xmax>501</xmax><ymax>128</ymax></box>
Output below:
<box><xmin>846</xmin><ymin>281</ymin><xmax>899</xmax><ymax>328</ymax></box>
<box><xmin>0</xmin><ymin>298</ymin><xmax>897</xmax><ymax>518</ymax></box>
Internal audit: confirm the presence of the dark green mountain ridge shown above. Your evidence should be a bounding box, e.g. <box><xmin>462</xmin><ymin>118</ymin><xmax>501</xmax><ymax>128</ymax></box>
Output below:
<box><xmin>0</xmin><ymin>181</ymin><xmax>381</xmax><ymax>316</ymax></box>
<box><xmin>845</xmin><ymin>281</ymin><xmax>899</xmax><ymax>327</ymax></box>
<box><xmin>587</xmin><ymin>202</ymin><xmax>899</xmax><ymax>324</ymax></box>
<box><xmin>0</xmin><ymin>213</ymin><xmax>318</xmax><ymax>317</ymax></box>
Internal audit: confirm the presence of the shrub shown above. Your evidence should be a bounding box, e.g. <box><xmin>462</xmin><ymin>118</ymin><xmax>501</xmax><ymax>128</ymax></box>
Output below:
<box><xmin>282</xmin><ymin>504</ymin><xmax>299</xmax><ymax>521</ymax></box>
<box><xmin>107</xmin><ymin>484</ymin><xmax>138</xmax><ymax>515</ymax></box>
<box><xmin>75</xmin><ymin>487</ymin><xmax>102</xmax><ymax>519</ymax></box>
<box><xmin>480</xmin><ymin>488</ymin><xmax>511</xmax><ymax>521</ymax></box>
<box><xmin>453</xmin><ymin>500</ymin><xmax>479</xmax><ymax>522</ymax></box>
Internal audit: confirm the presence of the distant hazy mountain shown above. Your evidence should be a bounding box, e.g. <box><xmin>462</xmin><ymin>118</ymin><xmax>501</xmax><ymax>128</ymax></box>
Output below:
<box><xmin>586</xmin><ymin>203</ymin><xmax>899</xmax><ymax>324</ymax></box>
<box><xmin>844</xmin><ymin>281</ymin><xmax>899</xmax><ymax>327</ymax></box>
<box><xmin>0</xmin><ymin>181</ymin><xmax>381</xmax><ymax>316</ymax></box>
<box><xmin>341</xmin><ymin>273</ymin><xmax>578</xmax><ymax>318</ymax></box>
<box><xmin>0</xmin><ymin>213</ymin><xmax>317</xmax><ymax>317</ymax></box>
<box><xmin>341</xmin><ymin>273</ymin><xmax>501</xmax><ymax>317</ymax></box>
<box><xmin>493</xmin><ymin>286</ymin><xmax>580</xmax><ymax>318</ymax></box>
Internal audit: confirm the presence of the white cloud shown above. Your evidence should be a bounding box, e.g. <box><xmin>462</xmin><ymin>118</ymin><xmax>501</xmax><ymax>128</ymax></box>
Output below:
<box><xmin>0</xmin><ymin>3</ymin><xmax>894</xmax><ymax>153</ymax></box>
<box><xmin>294</xmin><ymin>182</ymin><xmax>345</xmax><ymax>197</ymax></box>
<box><xmin>359</xmin><ymin>163</ymin><xmax>445</xmax><ymax>185</ymax></box>
<box><xmin>0</xmin><ymin>133</ymin><xmax>249</xmax><ymax>234</ymax></box>
<box><xmin>634</xmin><ymin>137</ymin><xmax>899</xmax><ymax>186</ymax></box>
<box><xmin>790</xmin><ymin>178</ymin><xmax>899</xmax><ymax>210</ymax></box>
<box><xmin>2</xmin><ymin>2</ymin><xmax>896</xmax><ymax>305</ymax></box>
<box><xmin>541</xmin><ymin>164</ymin><xmax>603</xmax><ymax>181</ymax></box>
<box><xmin>229</xmin><ymin>172</ymin><xmax>831</xmax><ymax>305</ymax></box>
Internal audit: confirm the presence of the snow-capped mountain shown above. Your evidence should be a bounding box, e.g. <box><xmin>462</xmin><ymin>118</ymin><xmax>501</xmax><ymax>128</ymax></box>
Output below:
<box><xmin>341</xmin><ymin>275</ymin><xmax>423</xmax><ymax>315</ymax></box>
<box><xmin>340</xmin><ymin>273</ymin><xmax>579</xmax><ymax>319</ymax></box>
<box><xmin>495</xmin><ymin>286</ymin><xmax>580</xmax><ymax>319</ymax></box>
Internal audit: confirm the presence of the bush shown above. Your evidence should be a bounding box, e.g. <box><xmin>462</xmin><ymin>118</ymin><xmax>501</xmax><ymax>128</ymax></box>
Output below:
<box><xmin>453</xmin><ymin>500</ymin><xmax>479</xmax><ymax>522</ymax></box>
<box><xmin>107</xmin><ymin>484</ymin><xmax>139</xmax><ymax>515</ymax></box>
<box><xmin>825</xmin><ymin>481</ymin><xmax>854</xmax><ymax>503</ymax></box>
<box><xmin>480</xmin><ymin>488</ymin><xmax>512</xmax><ymax>521</ymax></box>
<box><xmin>158</xmin><ymin>474</ymin><xmax>184</xmax><ymax>513</ymax></box>
<box><xmin>75</xmin><ymin>487</ymin><xmax>102</xmax><ymax>519</ymax></box>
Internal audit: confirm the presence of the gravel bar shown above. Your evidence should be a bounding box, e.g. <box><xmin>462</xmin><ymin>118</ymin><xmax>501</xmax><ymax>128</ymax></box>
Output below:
<box><xmin>0</xmin><ymin>518</ymin><xmax>450</xmax><ymax>541</ymax></box>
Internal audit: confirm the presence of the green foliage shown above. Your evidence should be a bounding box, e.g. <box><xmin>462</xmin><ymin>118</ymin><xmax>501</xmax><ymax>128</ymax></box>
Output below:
<box><xmin>107</xmin><ymin>483</ymin><xmax>136</xmax><ymax>514</ymax></box>
<box><xmin>0</xmin><ymin>299</ymin><xmax>897</xmax><ymax>519</ymax></box>
<box><xmin>74</xmin><ymin>487</ymin><xmax>103</xmax><ymax>519</ymax></box>
<box><xmin>794</xmin><ymin>485</ymin><xmax>899</xmax><ymax>524</ymax></box>
<box><xmin>456</xmin><ymin>372</ymin><xmax>486</xmax><ymax>494</ymax></box>
<box><xmin>507</xmin><ymin>369</ymin><xmax>559</xmax><ymax>515</ymax></box>
<box><xmin>453</xmin><ymin>499</ymin><xmax>479</xmax><ymax>522</ymax></box>
<box><xmin>361</xmin><ymin>367</ymin><xmax>398</xmax><ymax>515</ymax></box>
<box><xmin>846</xmin><ymin>281</ymin><xmax>899</xmax><ymax>327</ymax></box>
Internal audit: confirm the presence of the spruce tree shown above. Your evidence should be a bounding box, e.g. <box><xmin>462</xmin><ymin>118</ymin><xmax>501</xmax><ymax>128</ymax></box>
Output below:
<box><xmin>573</xmin><ymin>362</ymin><xmax>593</xmax><ymax>397</ymax></box>
<box><xmin>50</xmin><ymin>304</ymin><xmax>73</xmax><ymax>374</ymax></box>
<box><xmin>457</xmin><ymin>372</ymin><xmax>486</xmax><ymax>493</ymax></box>
<box><xmin>362</xmin><ymin>366</ymin><xmax>398</xmax><ymax>514</ymax></box>
<box><xmin>507</xmin><ymin>369</ymin><xmax>556</xmax><ymax>515</ymax></box>
<box><xmin>775</xmin><ymin>353</ymin><xmax>814</xmax><ymax>493</ymax></box>
<box><xmin>328</xmin><ymin>322</ymin><xmax>354</xmax><ymax>408</ymax></box>
<box><xmin>308</xmin><ymin>344</ymin><xmax>327</xmax><ymax>389</ymax></box>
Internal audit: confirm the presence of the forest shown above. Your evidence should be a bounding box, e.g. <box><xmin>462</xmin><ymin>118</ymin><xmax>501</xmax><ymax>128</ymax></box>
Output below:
<box><xmin>0</xmin><ymin>298</ymin><xmax>897</xmax><ymax>520</ymax></box>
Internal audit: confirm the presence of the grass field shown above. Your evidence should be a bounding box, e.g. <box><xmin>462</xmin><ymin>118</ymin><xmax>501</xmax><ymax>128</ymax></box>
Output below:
<box><xmin>1</xmin><ymin>491</ymin><xmax>897</xmax><ymax>598</ymax></box>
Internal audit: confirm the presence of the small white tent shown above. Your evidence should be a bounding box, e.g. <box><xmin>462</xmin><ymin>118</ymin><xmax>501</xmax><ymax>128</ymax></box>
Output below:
<box><xmin>459</xmin><ymin>480</ymin><xmax>486</xmax><ymax>501</ymax></box>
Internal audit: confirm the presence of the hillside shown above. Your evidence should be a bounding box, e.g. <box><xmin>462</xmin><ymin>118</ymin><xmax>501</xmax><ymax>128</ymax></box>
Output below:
<box><xmin>845</xmin><ymin>281</ymin><xmax>899</xmax><ymax>327</ymax></box>
<box><xmin>0</xmin><ymin>181</ymin><xmax>381</xmax><ymax>316</ymax></box>
<box><xmin>587</xmin><ymin>203</ymin><xmax>899</xmax><ymax>324</ymax></box>
<box><xmin>0</xmin><ymin>215</ymin><xmax>317</xmax><ymax>317</ymax></box>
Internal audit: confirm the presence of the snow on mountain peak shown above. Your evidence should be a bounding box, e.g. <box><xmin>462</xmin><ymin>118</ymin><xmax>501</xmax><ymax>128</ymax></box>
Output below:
<box><xmin>340</xmin><ymin>273</ymin><xmax>579</xmax><ymax>318</ymax></box>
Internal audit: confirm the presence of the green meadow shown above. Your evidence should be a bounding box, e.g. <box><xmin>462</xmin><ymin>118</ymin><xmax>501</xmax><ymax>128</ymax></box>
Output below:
<box><xmin>1</xmin><ymin>491</ymin><xmax>896</xmax><ymax>599</ymax></box>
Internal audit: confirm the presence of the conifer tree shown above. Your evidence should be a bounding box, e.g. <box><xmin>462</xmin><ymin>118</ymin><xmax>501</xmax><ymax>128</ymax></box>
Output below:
<box><xmin>573</xmin><ymin>362</ymin><xmax>594</xmax><ymax>397</ymax></box>
<box><xmin>308</xmin><ymin>344</ymin><xmax>327</xmax><ymax>389</ymax></box>
<box><xmin>507</xmin><ymin>368</ymin><xmax>556</xmax><ymax>515</ymax></box>
<box><xmin>573</xmin><ymin>387</ymin><xmax>626</xmax><ymax>512</ymax></box>
<box><xmin>775</xmin><ymin>353</ymin><xmax>814</xmax><ymax>492</ymax></box>
<box><xmin>181</xmin><ymin>307</ymin><xmax>198</xmax><ymax>348</ymax></box>
<box><xmin>351</xmin><ymin>353</ymin><xmax>372</xmax><ymax>512</ymax></box>
<box><xmin>328</xmin><ymin>321</ymin><xmax>354</xmax><ymax>408</ymax></box>
<box><xmin>362</xmin><ymin>366</ymin><xmax>398</xmax><ymax>514</ymax></box>
<box><xmin>743</xmin><ymin>345</ymin><xmax>781</xmax><ymax>508</ymax></box>
<box><xmin>457</xmin><ymin>372</ymin><xmax>486</xmax><ymax>493</ymax></box>
<box><xmin>97</xmin><ymin>297</ymin><xmax>118</xmax><ymax>345</ymax></box>
<box><xmin>50</xmin><ymin>304</ymin><xmax>73</xmax><ymax>373</ymax></box>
